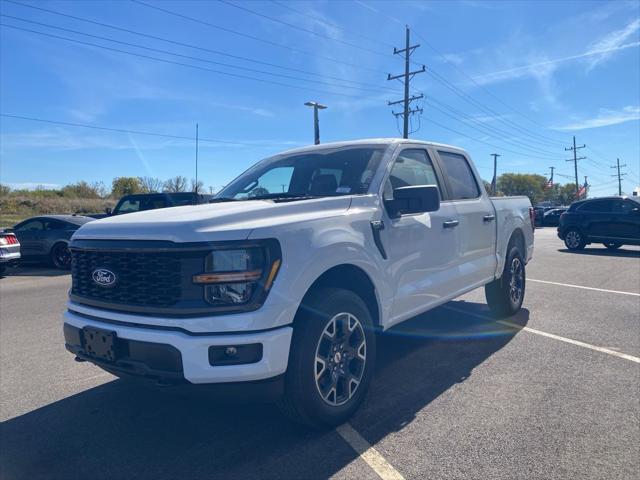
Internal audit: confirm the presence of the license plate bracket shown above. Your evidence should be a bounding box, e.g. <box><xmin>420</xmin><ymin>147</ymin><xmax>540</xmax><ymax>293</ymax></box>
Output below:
<box><xmin>82</xmin><ymin>327</ymin><xmax>118</xmax><ymax>362</ymax></box>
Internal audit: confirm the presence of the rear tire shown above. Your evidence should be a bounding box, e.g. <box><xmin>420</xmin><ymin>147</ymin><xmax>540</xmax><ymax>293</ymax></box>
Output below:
<box><xmin>564</xmin><ymin>228</ymin><xmax>586</xmax><ymax>251</ymax></box>
<box><xmin>50</xmin><ymin>242</ymin><xmax>71</xmax><ymax>269</ymax></box>
<box><xmin>604</xmin><ymin>242</ymin><xmax>622</xmax><ymax>250</ymax></box>
<box><xmin>485</xmin><ymin>245</ymin><xmax>526</xmax><ymax>318</ymax></box>
<box><xmin>277</xmin><ymin>287</ymin><xmax>376</xmax><ymax>429</ymax></box>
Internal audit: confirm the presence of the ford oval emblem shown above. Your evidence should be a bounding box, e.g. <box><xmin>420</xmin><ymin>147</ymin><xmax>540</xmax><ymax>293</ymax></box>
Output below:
<box><xmin>92</xmin><ymin>268</ymin><xmax>117</xmax><ymax>287</ymax></box>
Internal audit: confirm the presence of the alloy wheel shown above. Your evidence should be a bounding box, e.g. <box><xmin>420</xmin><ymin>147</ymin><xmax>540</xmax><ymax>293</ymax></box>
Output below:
<box><xmin>565</xmin><ymin>231</ymin><xmax>581</xmax><ymax>249</ymax></box>
<box><xmin>314</xmin><ymin>312</ymin><xmax>367</xmax><ymax>407</ymax></box>
<box><xmin>509</xmin><ymin>257</ymin><xmax>524</xmax><ymax>304</ymax></box>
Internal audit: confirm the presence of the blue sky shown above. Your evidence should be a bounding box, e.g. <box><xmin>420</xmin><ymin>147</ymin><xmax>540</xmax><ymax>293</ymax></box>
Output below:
<box><xmin>1</xmin><ymin>0</ymin><xmax>639</xmax><ymax>196</ymax></box>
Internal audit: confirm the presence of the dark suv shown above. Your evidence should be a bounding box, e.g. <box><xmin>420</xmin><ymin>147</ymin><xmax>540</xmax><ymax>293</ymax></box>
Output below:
<box><xmin>90</xmin><ymin>192</ymin><xmax>213</xmax><ymax>218</ymax></box>
<box><xmin>558</xmin><ymin>196</ymin><xmax>640</xmax><ymax>250</ymax></box>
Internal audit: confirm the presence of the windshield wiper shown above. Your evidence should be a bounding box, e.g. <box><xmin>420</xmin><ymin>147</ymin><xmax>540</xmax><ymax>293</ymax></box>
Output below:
<box><xmin>247</xmin><ymin>192</ymin><xmax>319</xmax><ymax>201</ymax></box>
<box><xmin>209</xmin><ymin>197</ymin><xmax>240</xmax><ymax>203</ymax></box>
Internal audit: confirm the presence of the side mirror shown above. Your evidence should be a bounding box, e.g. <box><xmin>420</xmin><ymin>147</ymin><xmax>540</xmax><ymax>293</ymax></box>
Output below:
<box><xmin>386</xmin><ymin>185</ymin><xmax>440</xmax><ymax>217</ymax></box>
<box><xmin>105</xmin><ymin>207</ymin><xmax>112</xmax><ymax>215</ymax></box>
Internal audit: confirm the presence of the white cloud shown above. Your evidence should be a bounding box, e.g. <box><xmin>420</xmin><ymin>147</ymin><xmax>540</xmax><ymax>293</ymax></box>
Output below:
<box><xmin>585</xmin><ymin>18</ymin><xmax>640</xmax><ymax>70</ymax></box>
<box><xmin>472</xmin><ymin>40</ymin><xmax>639</xmax><ymax>85</ymax></box>
<box><xmin>553</xmin><ymin>106</ymin><xmax>640</xmax><ymax>131</ymax></box>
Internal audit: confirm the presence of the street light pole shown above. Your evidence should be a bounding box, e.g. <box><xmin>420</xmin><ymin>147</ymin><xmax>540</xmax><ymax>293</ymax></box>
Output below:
<box><xmin>304</xmin><ymin>101</ymin><xmax>327</xmax><ymax>145</ymax></box>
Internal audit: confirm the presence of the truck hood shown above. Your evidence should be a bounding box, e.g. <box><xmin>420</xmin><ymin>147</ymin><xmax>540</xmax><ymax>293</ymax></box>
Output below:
<box><xmin>73</xmin><ymin>196</ymin><xmax>353</xmax><ymax>242</ymax></box>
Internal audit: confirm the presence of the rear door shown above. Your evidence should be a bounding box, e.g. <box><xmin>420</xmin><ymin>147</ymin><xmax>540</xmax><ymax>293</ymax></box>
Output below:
<box><xmin>578</xmin><ymin>200</ymin><xmax>613</xmax><ymax>237</ymax></box>
<box><xmin>435</xmin><ymin>149</ymin><xmax>497</xmax><ymax>288</ymax></box>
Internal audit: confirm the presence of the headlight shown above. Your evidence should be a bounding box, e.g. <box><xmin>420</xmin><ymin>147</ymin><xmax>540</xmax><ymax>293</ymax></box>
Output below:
<box><xmin>192</xmin><ymin>240</ymin><xmax>281</xmax><ymax>309</ymax></box>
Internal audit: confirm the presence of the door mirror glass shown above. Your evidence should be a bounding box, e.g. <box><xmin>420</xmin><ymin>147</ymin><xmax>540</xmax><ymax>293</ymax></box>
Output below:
<box><xmin>386</xmin><ymin>185</ymin><xmax>440</xmax><ymax>217</ymax></box>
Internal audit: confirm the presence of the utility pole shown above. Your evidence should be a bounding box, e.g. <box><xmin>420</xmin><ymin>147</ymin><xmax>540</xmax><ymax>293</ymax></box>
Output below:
<box><xmin>611</xmin><ymin>158</ymin><xmax>627</xmax><ymax>196</ymax></box>
<box><xmin>565</xmin><ymin>135</ymin><xmax>586</xmax><ymax>191</ymax></box>
<box><xmin>195</xmin><ymin>123</ymin><xmax>199</xmax><ymax>194</ymax></box>
<box><xmin>490</xmin><ymin>153</ymin><xmax>501</xmax><ymax>195</ymax></box>
<box><xmin>304</xmin><ymin>101</ymin><xmax>327</xmax><ymax>145</ymax></box>
<box><xmin>548</xmin><ymin>166</ymin><xmax>555</xmax><ymax>184</ymax></box>
<box><xmin>387</xmin><ymin>26</ymin><xmax>425</xmax><ymax>139</ymax></box>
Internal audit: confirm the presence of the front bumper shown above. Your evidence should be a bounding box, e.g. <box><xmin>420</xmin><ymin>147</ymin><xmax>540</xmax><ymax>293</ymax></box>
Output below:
<box><xmin>63</xmin><ymin>309</ymin><xmax>293</xmax><ymax>385</ymax></box>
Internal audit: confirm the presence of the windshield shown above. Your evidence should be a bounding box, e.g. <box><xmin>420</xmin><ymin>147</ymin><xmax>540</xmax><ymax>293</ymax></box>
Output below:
<box><xmin>216</xmin><ymin>146</ymin><xmax>386</xmax><ymax>200</ymax></box>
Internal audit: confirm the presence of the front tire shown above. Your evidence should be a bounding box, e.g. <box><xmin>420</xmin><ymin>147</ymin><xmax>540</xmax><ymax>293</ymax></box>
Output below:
<box><xmin>564</xmin><ymin>228</ymin><xmax>586</xmax><ymax>251</ymax></box>
<box><xmin>604</xmin><ymin>242</ymin><xmax>622</xmax><ymax>250</ymax></box>
<box><xmin>485</xmin><ymin>246</ymin><xmax>526</xmax><ymax>318</ymax></box>
<box><xmin>50</xmin><ymin>242</ymin><xmax>71</xmax><ymax>269</ymax></box>
<box><xmin>278</xmin><ymin>287</ymin><xmax>376</xmax><ymax>429</ymax></box>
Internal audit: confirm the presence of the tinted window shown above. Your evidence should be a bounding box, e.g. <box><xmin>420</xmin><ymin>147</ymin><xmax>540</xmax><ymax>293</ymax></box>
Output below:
<box><xmin>384</xmin><ymin>150</ymin><xmax>440</xmax><ymax>201</ymax></box>
<box><xmin>15</xmin><ymin>220</ymin><xmax>44</xmax><ymax>231</ymax></box>
<box><xmin>579</xmin><ymin>200</ymin><xmax>612</xmax><ymax>212</ymax></box>
<box><xmin>438</xmin><ymin>151</ymin><xmax>480</xmax><ymax>200</ymax></box>
<box><xmin>612</xmin><ymin>200</ymin><xmax>636</xmax><ymax>213</ymax></box>
<box><xmin>142</xmin><ymin>197</ymin><xmax>169</xmax><ymax>211</ymax></box>
<box><xmin>116</xmin><ymin>198</ymin><xmax>141</xmax><ymax>214</ymax></box>
<box><xmin>44</xmin><ymin>219</ymin><xmax>69</xmax><ymax>230</ymax></box>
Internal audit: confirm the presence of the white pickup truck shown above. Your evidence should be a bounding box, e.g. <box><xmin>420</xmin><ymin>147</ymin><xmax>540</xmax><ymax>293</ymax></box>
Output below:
<box><xmin>64</xmin><ymin>139</ymin><xmax>534</xmax><ymax>427</ymax></box>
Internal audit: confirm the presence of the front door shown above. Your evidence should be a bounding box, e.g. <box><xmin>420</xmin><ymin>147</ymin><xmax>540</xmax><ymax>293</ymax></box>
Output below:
<box><xmin>378</xmin><ymin>148</ymin><xmax>460</xmax><ymax>324</ymax></box>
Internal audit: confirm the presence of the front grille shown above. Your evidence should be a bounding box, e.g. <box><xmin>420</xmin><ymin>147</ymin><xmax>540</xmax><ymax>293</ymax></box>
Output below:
<box><xmin>71</xmin><ymin>250</ymin><xmax>184</xmax><ymax>307</ymax></box>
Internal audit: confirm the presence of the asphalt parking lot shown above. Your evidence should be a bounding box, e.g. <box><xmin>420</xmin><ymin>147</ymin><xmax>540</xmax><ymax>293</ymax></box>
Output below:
<box><xmin>1</xmin><ymin>228</ymin><xmax>639</xmax><ymax>480</ymax></box>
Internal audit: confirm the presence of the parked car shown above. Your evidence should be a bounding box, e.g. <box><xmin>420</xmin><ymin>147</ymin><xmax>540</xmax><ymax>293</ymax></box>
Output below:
<box><xmin>0</xmin><ymin>231</ymin><xmax>21</xmax><ymax>275</ymax></box>
<box><xmin>558</xmin><ymin>196</ymin><xmax>640</xmax><ymax>250</ymax></box>
<box><xmin>63</xmin><ymin>139</ymin><xmax>534</xmax><ymax>427</ymax></box>
<box><xmin>541</xmin><ymin>207</ymin><xmax>567</xmax><ymax>227</ymax></box>
<box><xmin>10</xmin><ymin>215</ymin><xmax>94</xmax><ymax>269</ymax></box>
<box><xmin>89</xmin><ymin>192</ymin><xmax>214</xmax><ymax>218</ymax></box>
<box><xmin>533</xmin><ymin>206</ymin><xmax>556</xmax><ymax>227</ymax></box>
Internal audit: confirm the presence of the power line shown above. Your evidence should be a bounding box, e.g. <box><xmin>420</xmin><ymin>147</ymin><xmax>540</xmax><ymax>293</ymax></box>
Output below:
<box><xmin>269</xmin><ymin>0</ymin><xmax>394</xmax><ymax>49</ymax></box>
<box><xmin>411</xmin><ymin>30</ymin><xmax>567</xmax><ymax>147</ymax></box>
<box><xmin>0</xmin><ymin>2</ymin><xmax>398</xmax><ymax>92</ymax></box>
<box><xmin>129</xmin><ymin>0</ymin><xmax>386</xmax><ymax>75</ymax></box>
<box><xmin>1</xmin><ymin>15</ymin><xmax>400</xmax><ymax>95</ymax></box>
<box><xmin>425</xmin><ymin>98</ymin><xmax>562</xmax><ymax>158</ymax></box>
<box><xmin>216</xmin><ymin>0</ymin><xmax>387</xmax><ymax>57</ymax></box>
<box><xmin>0</xmin><ymin>23</ymin><xmax>382</xmax><ymax>100</ymax></box>
<box><xmin>0</xmin><ymin>113</ymin><xmax>299</xmax><ymax>148</ymax></box>
<box><xmin>425</xmin><ymin>101</ymin><xmax>559</xmax><ymax>161</ymax></box>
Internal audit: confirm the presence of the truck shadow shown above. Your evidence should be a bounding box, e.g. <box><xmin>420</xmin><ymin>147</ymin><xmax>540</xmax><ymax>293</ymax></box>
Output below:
<box><xmin>0</xmin><ymin>301</ymin><xmax>528</xmax><ymax>480</ymax></box>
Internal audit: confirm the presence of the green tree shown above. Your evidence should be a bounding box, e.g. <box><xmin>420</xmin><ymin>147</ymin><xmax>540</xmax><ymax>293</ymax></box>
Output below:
<box><xmin>61</xmin><ymin>181</ymin><xmax>105</xmax><ymax>198</ymax></box>
<box><xmin>111</xmin><ymin>177</ymin><xmax>141</xmax><ymax>197</ymax></box>
<box><xmin>496</xmin><ymin>173</ymin><xmax>547</xmax><ymax>205</ymax></box>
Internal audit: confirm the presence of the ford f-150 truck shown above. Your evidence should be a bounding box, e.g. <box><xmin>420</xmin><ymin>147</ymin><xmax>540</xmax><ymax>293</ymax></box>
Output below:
<box><xmin>63</xmin><ymin>139</ymin><xmax>534</xmax><ymax>427</ymax></box>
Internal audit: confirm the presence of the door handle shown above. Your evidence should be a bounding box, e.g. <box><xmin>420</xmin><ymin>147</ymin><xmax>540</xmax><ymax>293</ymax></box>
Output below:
<box><xmin>443</xmin><ymin>220</ymin><xmax>459</xmax><ymax>228</ymax></box>
<box><xmin>483</xmin><ymin>214</ymin><xmax>495</xmax><ymax>222</ymax></box>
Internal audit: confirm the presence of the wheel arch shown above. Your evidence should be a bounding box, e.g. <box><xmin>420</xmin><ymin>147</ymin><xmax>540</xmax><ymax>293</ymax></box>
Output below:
<box><xmin>297</xmin><ymin>264</ymin><xmax>381</xmax><ymax>329</ymax></box>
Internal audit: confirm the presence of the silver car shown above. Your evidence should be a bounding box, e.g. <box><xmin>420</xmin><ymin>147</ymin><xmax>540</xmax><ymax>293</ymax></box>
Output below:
<box><xmin>0</xmin><ymin>231</ymin><xmax>21</xmax><ymax>275</ymax></box>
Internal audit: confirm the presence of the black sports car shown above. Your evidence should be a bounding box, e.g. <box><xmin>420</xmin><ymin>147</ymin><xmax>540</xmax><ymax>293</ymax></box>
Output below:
<box><xmin>10</xmin><ymin>215</ymin><xmax>94</xmax><ymax>269</ymax></box>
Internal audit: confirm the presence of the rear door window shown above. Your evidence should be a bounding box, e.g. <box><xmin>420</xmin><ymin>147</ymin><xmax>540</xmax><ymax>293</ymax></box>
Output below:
<box><xmin>437</xmin><ymin>151</ymin><xmax>480</xmax><ymax>200</ymax></box>
<box><xmin>579</xmin><ymin>200</ymin><xmax>612</xmax><ymax>212</ymax></box>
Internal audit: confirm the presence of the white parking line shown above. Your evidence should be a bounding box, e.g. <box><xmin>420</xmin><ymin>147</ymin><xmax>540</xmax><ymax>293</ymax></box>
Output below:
<box><xmin>528</xmin><ymin>278</ymin><xmax>640</xmax><ymax>297</ymax></box>
<box><xmin>336</xmin><ymin>423</ymin><xmax>405</xmax><ymax>480</ymax></box>
<box><xmin>443</xmin><ymin>306</ymin><xmax>640</xmax><ymax>364</ymax></box>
